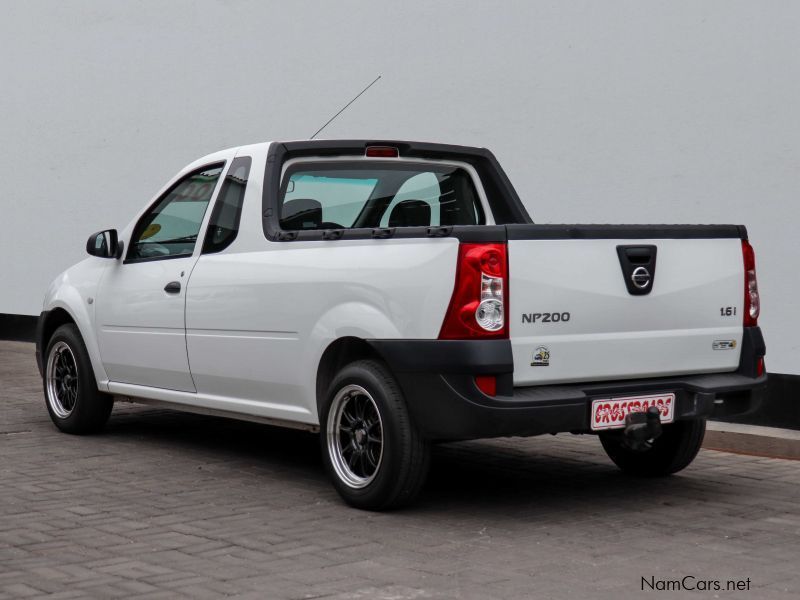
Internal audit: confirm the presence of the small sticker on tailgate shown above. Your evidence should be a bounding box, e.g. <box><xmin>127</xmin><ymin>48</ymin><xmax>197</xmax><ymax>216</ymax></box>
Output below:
<box><xmin>591</xmin><ymin>393</ymin><xmax>675</xmax><ymax>431</ymax></box>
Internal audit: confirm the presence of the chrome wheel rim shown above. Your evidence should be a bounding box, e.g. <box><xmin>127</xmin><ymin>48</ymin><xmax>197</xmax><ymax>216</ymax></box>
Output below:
<box><xmin>46</xmin><ymin>341</ymin><xmax>79</xmax><ymax>418</ymax></box>
<box><xmin>326</xmin><ymin>384</ymin><xmax>384</xmax><ymax>489</ymax></box>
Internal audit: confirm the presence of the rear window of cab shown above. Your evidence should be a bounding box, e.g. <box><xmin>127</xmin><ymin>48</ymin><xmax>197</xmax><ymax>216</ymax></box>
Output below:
<box><xmin>278</xmin><ymin>161</ymin><xmax>485</xmax><ymax>231</ymax></box>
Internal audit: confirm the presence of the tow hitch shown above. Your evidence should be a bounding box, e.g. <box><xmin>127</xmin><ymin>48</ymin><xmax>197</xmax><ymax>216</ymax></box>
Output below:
<box><xmin>622</xmin><ymin>406</ymin><xmax>663</xmax><ymax>451</ymax></box>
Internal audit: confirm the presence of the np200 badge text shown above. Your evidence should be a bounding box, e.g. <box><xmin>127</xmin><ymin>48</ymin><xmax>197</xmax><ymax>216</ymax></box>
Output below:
<box><xmin>37</xmin><ymin>140</ymin><xmax>766</xmax><ymax>510</ymax></box>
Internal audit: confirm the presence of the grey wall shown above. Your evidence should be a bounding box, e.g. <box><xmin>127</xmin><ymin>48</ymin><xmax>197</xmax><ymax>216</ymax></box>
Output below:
<box><xmin>1</xmin><ymin>1</ymin><xmax>798</xmax><ymax>374</ymax></box>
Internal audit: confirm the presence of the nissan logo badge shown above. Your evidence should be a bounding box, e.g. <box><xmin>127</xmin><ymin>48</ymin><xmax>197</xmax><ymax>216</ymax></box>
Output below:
<box><xmin>631</xmin><ymin>266</ymin><xmax>651</xmax><ymax>289</ymax></box>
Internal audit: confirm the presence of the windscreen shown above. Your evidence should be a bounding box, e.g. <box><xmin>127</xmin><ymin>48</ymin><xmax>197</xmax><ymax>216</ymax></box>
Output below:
<box><xmin>279</xmin><ymin>161</ymin><xmax>485</xmax><ymax>230</ymax></box>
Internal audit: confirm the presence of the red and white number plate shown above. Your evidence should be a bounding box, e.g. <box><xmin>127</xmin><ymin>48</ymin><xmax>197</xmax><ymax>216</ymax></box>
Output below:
<box><xmin>590</xmin><ymin>393</ymin><xmax>675</xmax><ymax>431</ymax></box>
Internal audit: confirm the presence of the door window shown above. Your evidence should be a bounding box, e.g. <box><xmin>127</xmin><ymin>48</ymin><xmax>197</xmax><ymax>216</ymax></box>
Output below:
<box><xmin>127</xmin><ymin>164</ymin><xmax>223</xmax><ymax>262</ymax></box>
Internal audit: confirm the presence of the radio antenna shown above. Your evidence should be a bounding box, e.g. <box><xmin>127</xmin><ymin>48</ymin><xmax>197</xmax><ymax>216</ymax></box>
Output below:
<box><xmin>309</xmin><ymin>75</ymin><xmax>382</xmax><ymax>140</ymax></box>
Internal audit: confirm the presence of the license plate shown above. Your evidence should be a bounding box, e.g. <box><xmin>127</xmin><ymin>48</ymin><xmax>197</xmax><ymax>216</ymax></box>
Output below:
<box><xmin>590</xmin><ymin>393</ymin><xmax>675</xmax><ymax>431</ymax></box>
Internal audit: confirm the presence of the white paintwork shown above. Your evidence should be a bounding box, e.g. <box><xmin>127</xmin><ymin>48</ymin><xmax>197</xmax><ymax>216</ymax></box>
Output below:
<box><xmin>41</xmin><ymin>257</ymin><xmax>111</xmax><ymax>390</ymax></box>
<box><xmin>42</xmin><ymin>141</ymin><xmax>749</xmax><ymax>429</ymax></box>
<box><xmin>93</xmin><ymin>147</ymin><xmax>235</xmax><ymax>392</ymax></box>
<box><xmin>509</xmin><ymin>238</ymin><xmax>744</xmax><ymax>385</ymax></box>
<box><xmin>185</xmin><ymin>237</ymin><xmax>458</xmax><ymax>423</ymax></box>
<box><xmin>95</xmin><ymin>255</ymin><xmax>200</xmax><ymax>392</ymax></box>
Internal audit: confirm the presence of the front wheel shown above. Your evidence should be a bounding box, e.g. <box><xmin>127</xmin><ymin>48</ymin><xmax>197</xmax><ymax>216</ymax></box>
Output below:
<box><xmin>600</xmin><ymin>419</ymin><xmax>706</xmax><ymax>477</ymax></box>
<box><xmin>44</xmin><ymin>324</ymin><xmax>113</xmax><ymax>434</ymax></box>
<box><xmin>321</xmin><ymin>359</ymin><xmax>430</xmax><ymax>510</ymax></box>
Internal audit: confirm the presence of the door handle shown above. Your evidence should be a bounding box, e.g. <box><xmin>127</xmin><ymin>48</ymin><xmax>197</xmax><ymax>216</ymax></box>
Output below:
<box><xmin>164</xmin><ymin>281</ymin><xmax>181</xmax><ymax>294</ymax></box>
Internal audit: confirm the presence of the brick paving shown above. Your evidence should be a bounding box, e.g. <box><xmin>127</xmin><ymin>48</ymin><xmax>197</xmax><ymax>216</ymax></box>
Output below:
<box><xmin>1</xmin><ymin>340</ymin><xmax>798</xmax><ymax>599</ymax></box>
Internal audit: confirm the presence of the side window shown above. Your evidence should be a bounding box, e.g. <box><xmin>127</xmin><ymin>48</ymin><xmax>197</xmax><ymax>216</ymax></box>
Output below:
<box><xmin>202</xmin><ymin>157</ymin><xmax>251</xmax><ymax>254</ymax></box>
<box><xmin>128</xmin><ymin>164</ymin><xmax>223</xmax><ymax>262</ymax></box>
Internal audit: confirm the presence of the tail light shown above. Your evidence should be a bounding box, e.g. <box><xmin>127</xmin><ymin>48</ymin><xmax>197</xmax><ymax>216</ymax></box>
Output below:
<box><xmin>439</xmin><ymin>243</ymin><xmax>508</xmax><ymax>339</ymax></box>
<box><xmin>742</xmin><ymin>240</ymin><xmax>760</xmax><ymax>327</ymax></box>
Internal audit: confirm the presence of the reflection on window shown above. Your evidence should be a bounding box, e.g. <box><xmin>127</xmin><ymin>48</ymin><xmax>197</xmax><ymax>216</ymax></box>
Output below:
<box><xmin>129</xmin><ymin>165</ymin><xmax>223</xmax><ymax>261</ymax></box>
<box><xmin>379</xmin><ymin>172</ymin><xmax>441</xmax><ymax>227</ymax></box>
<box><xmin>279</xmin><ymin>162</ymin><xmax>484</xmax><ymax>231</ymax></box>
<box><xmin>203</xmin><ymin>157</ymin><xmax>251</xmax><ymax>254</ymax></box>
<box><xmin>282</xmin><ymin>175</ymin><xmax>378</xmax><ymax>229</ymax></box>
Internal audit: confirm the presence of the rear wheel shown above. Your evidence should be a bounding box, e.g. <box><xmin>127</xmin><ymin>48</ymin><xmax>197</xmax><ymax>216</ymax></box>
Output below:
<box><xmin>600</xmin><ymin>419</ymin><xmax>706</xmax><ymax>476</ymax></box>
<box><xmin>44</xmin><ymin>324</ymin><xmax>113</xmax><ymax>434</ymax></box>
<box><xmin>321</xmin><ymin>359</ymin><xmax>430</xmax><ymax>510</ymax></box>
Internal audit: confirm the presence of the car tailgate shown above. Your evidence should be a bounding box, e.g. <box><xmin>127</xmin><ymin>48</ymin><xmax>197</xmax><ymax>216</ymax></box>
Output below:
<box><xmin>506</xmin><ymin>225</ymin><xmax>746</xmax><ymax>386</ymax></box>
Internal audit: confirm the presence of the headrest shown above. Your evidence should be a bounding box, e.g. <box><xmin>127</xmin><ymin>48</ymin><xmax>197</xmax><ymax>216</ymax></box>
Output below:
<box><xmin>281</xmin><ymin>198</ymin><xmax>322</xmax><ymax>230</ymax></box>
<box><xmin>388</xmin><ymin>199</ymin><xmax>431</xmax><ymax>228</ymax></box>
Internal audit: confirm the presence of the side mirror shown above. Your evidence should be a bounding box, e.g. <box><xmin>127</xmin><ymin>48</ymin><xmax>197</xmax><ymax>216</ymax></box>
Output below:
<box><xmin>86</xmin><ymin>229</ymin><xmax>123</xmax><ymax>259</ymax></box>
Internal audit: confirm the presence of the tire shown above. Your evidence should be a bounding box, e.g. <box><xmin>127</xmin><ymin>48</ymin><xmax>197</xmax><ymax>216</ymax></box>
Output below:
<box><xmin>43</xmin><ymin>323</ymin><xmax>113</xmax><ymax>434</ymax></box>
<box><xmin>600</xmin><ymin>419</ymin><xmax>706</xmax><ymax>477</ymax></box>
<box><xmin>320</xmin><ymin>359</ymin><xmax>430</xmax><ymax>510</ymax></box>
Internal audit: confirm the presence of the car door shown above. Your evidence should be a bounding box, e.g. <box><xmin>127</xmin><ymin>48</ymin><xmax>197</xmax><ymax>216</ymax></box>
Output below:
<box><xmin>95</xmin><ymin>163</ymin><xmax>225</xmax><ymax>392</ymax></box>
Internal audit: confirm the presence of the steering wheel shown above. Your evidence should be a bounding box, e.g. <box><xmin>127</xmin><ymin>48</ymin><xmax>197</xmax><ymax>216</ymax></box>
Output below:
<box><xmin>136</xmin><ymin>242</ymin><xmax>171</xmax><ymax>258</ymax></box>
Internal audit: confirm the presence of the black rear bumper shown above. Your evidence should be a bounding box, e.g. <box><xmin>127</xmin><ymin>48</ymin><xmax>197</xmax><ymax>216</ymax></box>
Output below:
<box><xmin>367</xmin><ymin>328</ymin><xmax>767</xmax><ymax>441</ymax></box>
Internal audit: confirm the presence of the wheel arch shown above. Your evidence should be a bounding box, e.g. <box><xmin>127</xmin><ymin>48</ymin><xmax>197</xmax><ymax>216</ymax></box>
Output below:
<box><xmin>39</xmin><ymin>307</ymin><xmax>76</xmax><ymax>354</ymax></box>
<box><xmin>307</xmin><ymin>300</ymin><xmax>404</xmax><ymax>420</ymax></box>
<box><xmin>315</xmin><ymin>337</ymin><xmax>388</xmax><ymax>418</ymax></box>
<box><xmin>39</xmin><ymin>300</ymin><xmax>108</xmax><ymax>389</ymax></box>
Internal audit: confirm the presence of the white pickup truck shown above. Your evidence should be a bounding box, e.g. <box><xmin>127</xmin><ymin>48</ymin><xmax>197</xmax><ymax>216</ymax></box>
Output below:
<box><xmin>37</xmin><ymin>140</ymin><xmax>766</xmax><ymax>509</ymax></box>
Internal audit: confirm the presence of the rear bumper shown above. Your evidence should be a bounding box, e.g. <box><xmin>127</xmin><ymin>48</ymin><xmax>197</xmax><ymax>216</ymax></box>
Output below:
<box><xmin>368</xmin><ymin>327</ymin><xmax>767</xmax><ymax>441</ymax></box>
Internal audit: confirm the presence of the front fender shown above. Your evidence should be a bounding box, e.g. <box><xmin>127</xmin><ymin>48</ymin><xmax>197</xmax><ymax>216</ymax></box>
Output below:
<box><xmin>41</xmin><ymin>259</ymin><xmax>109</xmax><ymax>389</ymax></box>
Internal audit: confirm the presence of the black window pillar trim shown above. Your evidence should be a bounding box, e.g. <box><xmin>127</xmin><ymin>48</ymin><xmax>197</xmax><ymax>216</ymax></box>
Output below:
<box><xmin>202</xmin><ymin>155</ymin><xmax>252</xmax><ymax>255</ymax></box>
<box><xmin>260</xmin><ymin>140</ymin><xmax>531</xmax><ymax>244</ymax></box>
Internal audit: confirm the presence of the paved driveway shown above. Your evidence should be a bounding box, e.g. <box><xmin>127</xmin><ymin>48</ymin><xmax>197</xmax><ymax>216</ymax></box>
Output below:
<box><xmin>1</xmin><ymin>341</ymin><xmax>797</xmax><ymax>599</ymax></box>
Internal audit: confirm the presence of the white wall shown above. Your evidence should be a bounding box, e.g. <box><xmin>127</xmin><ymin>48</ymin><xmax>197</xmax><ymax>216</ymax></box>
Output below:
<box><xmin>1</xmin><ymin>1</ymin><xmax>797</xmax><ymax>374</ymax></box>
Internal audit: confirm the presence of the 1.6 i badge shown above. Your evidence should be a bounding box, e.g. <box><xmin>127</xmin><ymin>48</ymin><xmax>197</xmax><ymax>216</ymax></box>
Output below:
<box><xmin>531</xmin><ymin>346</ymin><xmax>550</xmax><ymax>366</ymax></box>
